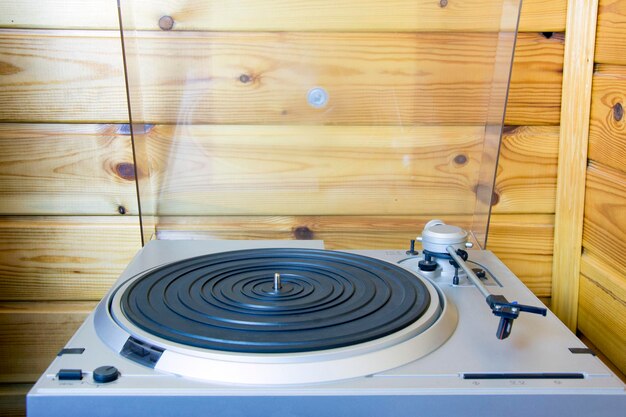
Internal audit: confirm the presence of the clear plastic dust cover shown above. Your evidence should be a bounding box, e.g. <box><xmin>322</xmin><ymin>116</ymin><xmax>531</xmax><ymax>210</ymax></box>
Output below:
<box><xmin>117</xmin><ymin>0</ymin><xmax>522</xmax><ymax>248</ymax></box>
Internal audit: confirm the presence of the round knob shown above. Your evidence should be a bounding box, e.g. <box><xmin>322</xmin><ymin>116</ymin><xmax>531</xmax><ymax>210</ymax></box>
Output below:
<box><xmin>93</xmin><ymin>366</ymin><xmax>119</xmax><ymax>383</ymax></box>
<box><xmin>420</xmin><ymin>221</ymin><xmax>469</xmax><ymax>254</ymax></box>
<box><xmin>418</xmin><ymin>259</ymin><xmax>438</xmax><ymax>272</ymax></box>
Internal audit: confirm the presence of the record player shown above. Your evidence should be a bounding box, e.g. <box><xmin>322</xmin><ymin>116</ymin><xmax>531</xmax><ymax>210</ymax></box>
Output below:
<box><xmin>27</xmin><ymin>0</ymin><xmax>626</xmax><ymax>416</ymax></box>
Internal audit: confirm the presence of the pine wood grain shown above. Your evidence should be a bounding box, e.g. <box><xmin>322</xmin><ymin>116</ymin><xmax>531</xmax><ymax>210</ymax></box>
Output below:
<box><xmin>551</xmin><ymin>0</ymin><xmax>598</xmax><ymax>330</ymax></box>
<box><xmin>0</xmin><ymin>124</ymin><xmax>557</xmax><ymax>216</ymax></box>
<box><xmin>0</xmin><ymin>30</ymin><xmax>126</xmax><ymax>123</ymax></box>
<box><xmin>0</xmin><ymin>124</ymin><xmax>137</xmax><ymax>215</ymax></box>
<box><xmin>504</xmin><ymin>32</ymin><xmax>565</xmax><ymax>126</ymax></box>
<box><xmin>580</xmin><ymin>254</ymin><xmax>626</xmax><ymax>324</ymax></box>
<box><xmin>0</xmin><ymin>30</ymin><xmax>563</xmax><ymax>125</ymax></box>
<box><xmin>138</xmin><ymin>124</ymin><xmax>483</xmax><ymax>216</ymax></box>
<box><xmin>0</xmin><ymin>214</ymin><xmax>553</xmax><ymax>300</ymax></box>
<box><xmin>485</xmin><ymin>214</ymin><xmax>554</xmax><ymax>296</ymax></box>
<box><xmin>0</xmin><ymin>216</ymin><xmax>141</xmax><ymax>301</ymax></box>
<box><xmin>0</xmin><ymin>0</ymin><xmax>566</xmax><ymax>32</ymax></box>
<box><xmin>517</xmin><ymin>0</ymin><xmax>568</xmax><ymax>31</ymax></box>
<box><xmin>117</xmin><ymin>0</ymin><xmax>528</xmax><ymax>32</ymax></box>
<box><xmin>140</xmin><ymin>124</ymin><xmax>556</xmax><ymax>216</ymax></box>
<box><xmin>589</xmin><ymin>64</ymin><xmax>626</xmax><ymax>173</ymax></box>
<box><xmin>124</xmin><ymin>30</ymin><xmax>563</xmax><ymax>126</ymax></box>
<box><xmin>583</xmin><ymin>162</ymin><xmax>626</xmax><ymax>274</ymax></box>
<box><xmin>0</xmin><ymin>384</ymin><xmax>29</xmax><ymax>417</ymax></box>
<box><xmin>579</xmin><ymin>253</ymin><xmax>626</xmax><ymax>374</ymax></box>
<box><xmin>595</xmin><ymin>0</ymin><xmax>626</xmax><ymax>65</ymax></box>
<box><xmin>0</xmin><ymin>0</ymin><xmax>119</xmax><ymax>30</ymax></box>
<box><xmin>0</xmin><ymin>302</ymin><xmax>94</xmax><ymax>384</ymax></box>
<box><xmin>494</xmin><ymin>126</ymin><xmax>558</xmax><ymax>213</ymax></box>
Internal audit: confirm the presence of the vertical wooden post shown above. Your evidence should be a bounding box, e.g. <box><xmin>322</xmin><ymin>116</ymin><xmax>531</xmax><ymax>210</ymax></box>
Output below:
<box><xmin>552</xmin><ymin>0</ymin><xmax>599</xmax><ymax>330</ymax></box>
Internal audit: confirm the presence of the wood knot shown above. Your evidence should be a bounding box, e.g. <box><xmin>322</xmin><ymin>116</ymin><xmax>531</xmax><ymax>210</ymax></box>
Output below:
<box><xmin>0</xmin><ymin>61</ymin><xmax>21</xmax><ymax>76</ymax></box>
<box><xmin>491</xmin><ymin>191</ymin><xmax>500</xmax><ymax>206</ymax></box>
<box><xmin>613</xmin><ymin>102</ymin><xmax>624</xmax><ymax>122</ymax></box>
<box><xmin>158</xmin><ymin>15</ymin><xmax>175</xmax><ymax>31</ymax></box>
<box><xmin>502</xmin><ymin>125</ymin><xmax>519</xmax><ymax>135</ymax></box>
<box><xmin>454</xmin><ymin>154</ymin><xmax>468</xmax><ymax>165</ymax></box>
<box><xmin>115</xmin><ymin>162</ymin><xmax>136</xmax><ymax>181</ymax></box>
<box><xmin>293</xmin><ymin>226</ymin><xmax>314</xmax><ymax>240</ymax></box>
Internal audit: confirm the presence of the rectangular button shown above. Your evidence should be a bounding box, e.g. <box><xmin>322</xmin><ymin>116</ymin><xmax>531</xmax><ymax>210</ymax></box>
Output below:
<box><xmin>57</xmin><ymin>348</ymin><xmax>85</xmax><ymax>356</ymax></box>
<box><xmin>57</xmin><ymin>369</ymin><xmax>83</xmax><ymax>380</ymax></box>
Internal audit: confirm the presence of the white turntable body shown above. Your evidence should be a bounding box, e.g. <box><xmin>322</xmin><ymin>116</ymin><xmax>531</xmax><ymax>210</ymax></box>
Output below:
<box><xmin>27</xmin><ymin>233</ymin><xmax>626</xmax><ymax>417</ymax></box>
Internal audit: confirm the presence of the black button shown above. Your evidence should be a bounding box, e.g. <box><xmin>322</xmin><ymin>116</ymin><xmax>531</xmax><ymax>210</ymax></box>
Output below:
<box><xmin>473</xmin><ymin>268</ymin><xmax>487</xmax><ymax>280</ymax></box>
<box><xmin>93</xmin><ymin>366</ymin><xmax>119</xmax><ymax>383</ymax></box>
<box><xmin>58</xmin><ymin>369</ymin><xmax>82</xmax><ymax>380</ymax></box>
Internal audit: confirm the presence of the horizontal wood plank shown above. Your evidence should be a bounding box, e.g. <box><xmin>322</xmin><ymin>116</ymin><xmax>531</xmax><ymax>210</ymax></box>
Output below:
<box><xmin>0</xmin><ymin>216</ymin><xmax>141</xmax><ymax>301</ymax></box>
<box><xmin>0</xmin><ymin>0</ymin><xmax>566</xmax><ymax>32</ymax></box>
<box><xmin>517</xmin><ymin>0</ymin><xmax>567</xmax><ymax>31</ymax></box>
<box><xmin>142</xmin><ymin>124</ymin><xmax>556</xmax><ymax>216</ymax></box>
<box><xmin>484</xmin><ymin>214</ymin><xmax>554</xmax><ymax>296</ymax></box>
<box><xmin>0</xmin><ymin>124</ymin><xmax>557</xmax><ymax>216</ymax></box>
<box><xmin>0</xmin><ymin>302</ymin><xmax>95</xmax><ymax>384</ymax></box>
<box><xmin>579</xmin><ymin>253</ymin><xmax>626</xmax><ymax>374</ymax></box>
<box><xmin>117</xmin><ymin>0</ymin><xmax>531</xmax><ymax>32</ymax></box>
<box><xmin>589</xmin><ymin>64</ymin><xmax>626</xmax><ymax>173</ymax></box>
<box><xmin>595</xmin><ymin>0</ymin><xmax>626</xmax><ymax>65</ymax></box>
<box><xmin>0</xmin><ymin>214</ymin><xmax>552</xmax><ymax>300</ymax></box>
<box><xmin>583</xmin><ymin>162</ymin><xmax>626</xmax><ymax>273</ymax></box>
<box><xmin>0</xmin><ymin>0</ymin><xmax>119</xmax><ymax>30</ymax></box>
<box><xmin>0</xmin><ymin>30</ymin><xmax>126</xmax><ymax>123</ymax></box>
<box><xmin>0</xmin><ymin>384</ymin><xmax>29</xmax><ymax>417</ymax></box>
<box><xmin>582</xmin><ymin>162</ymin><xmax>626</xmax><ymax>372</ymax></box>
<box><xmin>580</xmin><ymin>253</ymin><xmax>626</xmax><ymax>321</ymax></box>
<box><xmin>124</xmin><ymin>31</ymin><xmax>563</xmax><ymax>126</ymax></box>
<box><xmin>494</xmin><ymin>126</ymin><xmax>558</xmax><ymax>213</ymax></box>
<box><xmin>505</xmin><ymin>32</ymin><xmax>564</xmax><ymax>126</ymax></box>
<box><xmin>118</xmin><ymin>124</ymin><xmax>485</xmax><ymax>216</ymax></box>
<box><xmin>0</xmin><ymin>30</ymin><xmax>563</xmax><ymax>125</ymax></box>
<box><xmin>0</xmin><ymin>124</ymin><xmax>137</xmax><ymax>215</ymax></box>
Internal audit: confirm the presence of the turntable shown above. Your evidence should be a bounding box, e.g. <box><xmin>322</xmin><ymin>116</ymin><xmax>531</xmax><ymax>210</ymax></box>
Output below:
<box><xmin>27</xmin><ymin>221</ymin><xmax>626</xmax><ymax>416</ymax></box>
<box><xmin>27</xmin><ymin>0</ymin><xmax>626</xmax><ymax>415</ymax></box>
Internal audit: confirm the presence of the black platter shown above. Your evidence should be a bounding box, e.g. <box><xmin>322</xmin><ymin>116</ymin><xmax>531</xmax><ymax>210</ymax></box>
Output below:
<box><xmin>120</xmin><ymin>248</ymin><xmax>431</xmax><ymax>353</ymax></box>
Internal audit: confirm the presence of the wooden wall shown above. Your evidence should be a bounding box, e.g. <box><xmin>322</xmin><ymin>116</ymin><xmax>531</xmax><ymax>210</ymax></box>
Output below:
<box><xmin>0</xmin><ymin>0</ymin><xmax>576</xmax><ymax>415</ymax></box>
<box><xmin>578</xmin><ymin>0</ymin><xmax>626</xmax><ymax>375</ymax></box>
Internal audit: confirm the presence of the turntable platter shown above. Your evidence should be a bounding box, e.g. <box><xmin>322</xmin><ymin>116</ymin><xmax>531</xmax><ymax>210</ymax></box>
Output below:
<box><xmin>119</xmin><ymin>248</ymin><xmax>432</xmax><ymax>353</ymax></box>
<box><xmin>104</xmin><ymin>247</ymin><xmax>456</xmax><ymax>384</ymax></box>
